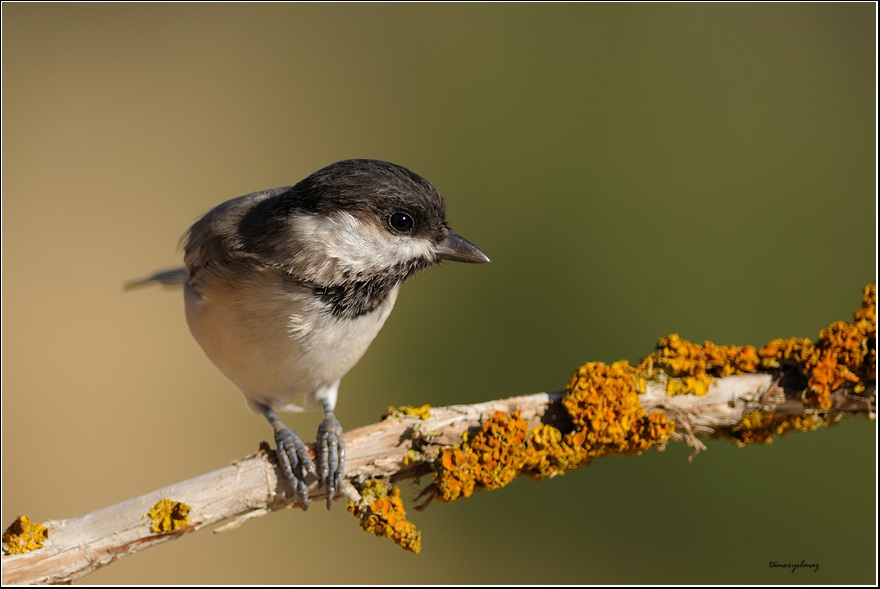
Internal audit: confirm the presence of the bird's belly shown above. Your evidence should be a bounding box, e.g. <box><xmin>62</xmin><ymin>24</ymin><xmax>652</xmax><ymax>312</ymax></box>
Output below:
<box><xmin>184</xmin><ymin>282</ymin><xmax>396</xmax><ymax>412</ymax></box>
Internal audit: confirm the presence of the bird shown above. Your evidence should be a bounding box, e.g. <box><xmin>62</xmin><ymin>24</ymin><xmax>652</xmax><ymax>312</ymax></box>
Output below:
<box><xmin>129</xmin><ymin>159</ymin><xmax>489</xmax><ymax>510</ymax></box>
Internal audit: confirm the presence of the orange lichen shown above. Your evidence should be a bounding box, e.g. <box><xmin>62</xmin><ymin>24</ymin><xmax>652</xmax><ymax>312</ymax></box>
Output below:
<box><xmin>434</xmin><ymin>411</ymin><xmax>531</xmax><ymax>501</ymax></box>
<box><xmin>758</xmin><ymin>285</ymin><xmax>875</xmax><ymax>409</ymax></box>
<box><xmin>638</xmin><ymin>334</ymin><xmax>761</xmax><ymax>396</ymax></box>
<box><xmin>2</xmin><ymin>515</ymin><xmax>48</xmax><ymax>555</ymax></box>
<box><xmin>562</xmin><ymin>361</ymin><xmax>674</xmax><ymax>456</ymax></box>
<box><xmin>145</xmin><ymin>499</ymin><xmax>191</xmax><ymax>534</ymax></box>
<box><xmin>435</xmin><ymin>446</ymin><xmax>478</xmax><ymax>501</ymax></box>
<box><xmin>464</xmin><ymin>410</ymin><xmax>531</xmax><ymax>490</ymax></box>
<box><xmin>432</xmin><ymin>285</ymin><xmax>873</xmax><ymax>502</ymax></box>
<box><xmin>640</xmin><ymin>286</ymin><xmax>875</xmax><ymax>410</ymax></box>
<box><xmin>758</xmin><ymin>337</ymin><xmax>817</xmax><ymax>369</ymax></box>
<box><xmin>347</xmin><ymin>479</ymin><xmax>421</xmax><ymax>554</ymax></box>
<box><xmin>434</xmin><ymin>363</ymin><xmax>675</xmax><ymax>502</ymax></box>
<box><xmin>731</xmin><ymin>411</ymin><xmax>829</xmax><ymax>446</ymax></box>
<box><xmin>524</xmin><ymin>423</ymin><xmax>588</xmax><ymax>479</ymax></box>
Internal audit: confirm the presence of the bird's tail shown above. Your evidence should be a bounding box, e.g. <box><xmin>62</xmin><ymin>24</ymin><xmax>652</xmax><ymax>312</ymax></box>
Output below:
<box><xmin>124</xmin><ymin>267</ymin><xmax>188</xmax><ymax>290</ymax></box>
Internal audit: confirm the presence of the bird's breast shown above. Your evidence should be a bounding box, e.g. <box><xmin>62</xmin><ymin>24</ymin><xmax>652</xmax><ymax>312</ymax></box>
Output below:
<box><xmin>184</xmin><ymin>278</ymin><xmax>398</xmax><ymax>411</ymax></box>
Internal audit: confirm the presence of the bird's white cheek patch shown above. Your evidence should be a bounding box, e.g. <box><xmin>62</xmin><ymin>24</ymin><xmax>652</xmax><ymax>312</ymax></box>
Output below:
<box><xmin>289</xmin><ymin>212</ymin><xmax>435</xmax><ymax>280</ymax></box>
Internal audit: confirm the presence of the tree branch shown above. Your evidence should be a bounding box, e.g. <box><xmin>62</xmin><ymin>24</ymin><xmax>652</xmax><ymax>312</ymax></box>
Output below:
<box><xmin>2</xmin><ymin>375</ymin><xmax>873</xmax><ymax>585</ymax></box>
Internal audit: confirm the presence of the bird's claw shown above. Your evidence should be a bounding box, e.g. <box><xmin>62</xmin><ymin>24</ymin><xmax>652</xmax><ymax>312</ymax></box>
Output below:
<box><xmin>316</xmin><ymin>411</ymin><xmax>346</xmax><ymax>510</ymax></box>
<box><xmin>273</xmin><ymin>426</ymin><xmax>317</xmax><ymax>510</ymax></box>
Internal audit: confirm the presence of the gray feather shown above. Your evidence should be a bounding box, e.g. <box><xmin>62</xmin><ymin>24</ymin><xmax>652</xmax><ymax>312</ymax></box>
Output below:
<box><xmin>125</xmin><ymin>267</ymin><xmax>189</xmax><ymax>289</ymax></box>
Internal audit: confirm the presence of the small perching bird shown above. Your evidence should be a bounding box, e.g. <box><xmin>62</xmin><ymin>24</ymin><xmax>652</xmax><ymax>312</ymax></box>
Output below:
<box><xmin>130</xmin><ymin>159</ymin><xmax>489</xmax><ymax>509</ymax></box>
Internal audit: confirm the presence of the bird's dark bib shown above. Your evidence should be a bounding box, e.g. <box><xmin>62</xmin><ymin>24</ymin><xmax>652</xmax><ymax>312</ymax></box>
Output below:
<box><xmin>315</xmin><ymin>261</ymin><xmax>428</xmax><ymax>319</ymax></box>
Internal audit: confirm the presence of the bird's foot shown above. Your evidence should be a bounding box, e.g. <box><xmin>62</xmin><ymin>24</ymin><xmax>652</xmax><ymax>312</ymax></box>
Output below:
<box><xmin>273</xmin><ymin>425</ymin><xmax>317</xmax><ymax>510</ymax></box>
<box><xmin>261</xmin><ymin>405</ymin><xmax>317</xmax><ymax>510</ymax></box>
<box><xmin>316</xmin><ymin>411</ymin><xmax>345</xmax><ymax>510</ymax></box>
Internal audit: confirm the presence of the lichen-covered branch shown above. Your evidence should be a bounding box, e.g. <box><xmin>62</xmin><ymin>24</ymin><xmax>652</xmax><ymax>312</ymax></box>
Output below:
<box><xmin>2</xmin><ymin>285</ymin><xmax>874</xmax><ymax>584</ymax></box>
<box><xmin>0</xmin><ymin>393</ymin><xmax>561</xmax><ymax>584</ymax></box>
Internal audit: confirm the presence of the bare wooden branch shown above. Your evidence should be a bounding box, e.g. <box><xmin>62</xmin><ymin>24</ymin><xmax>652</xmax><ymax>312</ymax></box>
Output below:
<box><xmin>2</xmin><ymin>375</ymin><xmax>873</xmax><ymax>585</ymax></box>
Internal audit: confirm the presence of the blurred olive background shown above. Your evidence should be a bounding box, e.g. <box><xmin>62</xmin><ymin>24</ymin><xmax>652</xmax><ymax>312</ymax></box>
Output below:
<box><xmin>2</xmin><ymin>3</ymin><xmax>876</xmax><ymax>584</ymax></box>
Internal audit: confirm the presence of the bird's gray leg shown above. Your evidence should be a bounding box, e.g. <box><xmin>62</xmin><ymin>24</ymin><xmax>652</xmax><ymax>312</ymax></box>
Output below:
<box><xmin>316</xmin><ymin>397</ymin><xmax>345</xmax><ymax>510</ymax></box>
<box><xmin>259</xmin><ymin>404</ymin><xmax>316</xmax><ymax>510</ymax></box>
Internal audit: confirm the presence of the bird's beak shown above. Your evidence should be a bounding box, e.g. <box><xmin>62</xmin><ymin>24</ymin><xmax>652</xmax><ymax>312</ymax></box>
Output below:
<box><xmin>434</xmin><ymin>230</ymin><xmax>490</xmax><ymax>264</ymax></box>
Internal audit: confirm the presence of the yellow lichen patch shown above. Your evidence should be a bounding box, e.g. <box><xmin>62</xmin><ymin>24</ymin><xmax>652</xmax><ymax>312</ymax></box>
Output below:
<box><xmin>347</xmin><ymin>479</ymin><xmax>421</xmax><ymax>554</ymax></box>
<box><xmin>855</xmin><ymin>284</ymin><xmax>876</xmax><ymax>327</ymax></box>
<box><xmin>383</xmin><ymin>404</ymin><xmax>432</xmax><ymax>420</ymax></box>
<box><xmin>434</xmin><ymin>411</ymin><xmax>531</xmax><ymax>501</ymax></box>
<box><xmin>524</xmin><ymin>423</ymin><xmax>587</xmax><ymax>479</ymax></box>
<box><xmin>145</xmin><ymin>499</ymin><xmax>191</xmax><ymax>534</ymax></box>
<box><xmin>562</xmin><ymin>361</ymin><xmax>675</xmax><ymax>457</ymax></box>
<box><xmin>758</xmin><ymin>337</ymin><xmax>817</xmax><ymax>370</ymax></box>
<box><xmin>758</xmin><ymin>285</ymin><xmax>875</xmax><ymax>409</ymax></box>
<box><xmin>434</xmin><ymin>446</ymin><xmax>478</xmax><ymax>502</ymax></box>
<box><xmin>466</xmin><ymin>410</ymin><xmax>530</xmax><ymax>490</ymax></box>
<box><xmin>637</xmin><ymin>285</ymin><xmax>875</xmax><ymax>410</ymax></box>
<box><xmin>666</xmin><ymin>374</ymin><xmax>714</xmax><ymax>397</ymax></box>
<box><xmin>731</xmin><ymin>411</ymin><xmax>828</xmax><ymax>446</ymax></box>
<box><xmin>644</xmin><ymin>411</ymin><xmax>674</xmax><ymax>442</ymax></box>
<box><xmin>434</xmin><ymin>365</ymin><xmax>675</xmax><ymax>501</ymax></box>
<box><xmin>403</xmin><ymin>448</ymin><xmax>425</xmax><ymax>465</ymax></box>
<box><xmin>2</xmin><ymin>515</ymin><xmax>48</xmax><ymax>555</ymax></box>
<box><xmin>638</xmin><ymin>334</ymin><xmax>760</xmax><ymax>395</ymax></box>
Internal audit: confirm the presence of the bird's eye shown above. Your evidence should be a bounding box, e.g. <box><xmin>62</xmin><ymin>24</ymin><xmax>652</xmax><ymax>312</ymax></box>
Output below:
<box><xmin>389</xmin><ymin>212</ymin><xmax>415</xmax><ymax>233</ymax></box>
